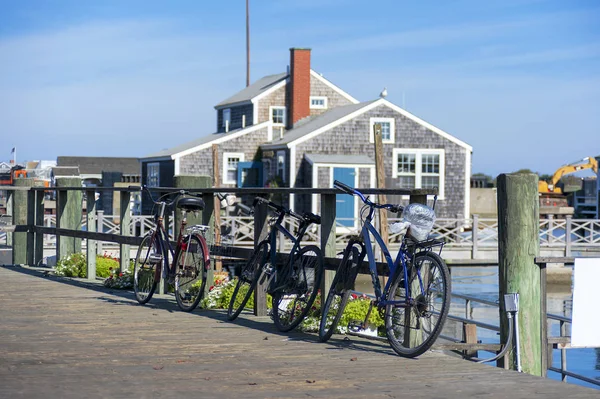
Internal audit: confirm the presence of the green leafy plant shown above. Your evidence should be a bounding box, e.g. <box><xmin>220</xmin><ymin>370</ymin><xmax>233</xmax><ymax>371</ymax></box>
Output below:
<box><xmin>54</xmin><ymin>252</ymin><xmax>132</xmax><ymax>289</ymax></box>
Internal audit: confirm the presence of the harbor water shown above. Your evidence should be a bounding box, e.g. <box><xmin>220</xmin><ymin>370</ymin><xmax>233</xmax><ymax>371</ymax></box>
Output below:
<box><xmin>355</xmin><ymin>266</ymin><xmax>600</xmax><ymax>390</ymax></box>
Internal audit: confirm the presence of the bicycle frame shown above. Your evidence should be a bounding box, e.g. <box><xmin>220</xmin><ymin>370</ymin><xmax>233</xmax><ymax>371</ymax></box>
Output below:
<box><xmin>148</xmin><ymin>199</ymin><xmax>210</xmax><ymax>283</ymax></box>
<box><xmin>265</xmin><ymin>211</ymin><xmax>310</xmax><ymax>279</ymax></box>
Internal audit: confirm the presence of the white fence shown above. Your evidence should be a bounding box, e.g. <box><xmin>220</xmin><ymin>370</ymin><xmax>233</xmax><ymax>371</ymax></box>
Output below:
<box><xmin>3</xmin><ymin>213</ymin><xmax>596</xmax><ymax>258</ymax></box>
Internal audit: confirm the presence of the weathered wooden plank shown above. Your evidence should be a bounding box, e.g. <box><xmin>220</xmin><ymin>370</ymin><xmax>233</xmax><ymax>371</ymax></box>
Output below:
<box><xmin>0</xmin><ymin>266</ymin><xmax>596</xmax><ymax>398</ymax></box>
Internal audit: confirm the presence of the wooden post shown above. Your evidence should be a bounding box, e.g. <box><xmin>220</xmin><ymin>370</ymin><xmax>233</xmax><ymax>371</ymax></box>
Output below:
<box><xmin>320</xmin><ymin>193</ymin><xmax>337</xmax><ymax>302</ymax></box>
<box><xmin>463</xmin><ymin>323</ymin><xmax>478</xmax><ymax>358</ymax></box>
<box><xmin>253</xmin><ymin>199</ymin><xmax>269</xmax><ymax>316</ymax></box>
<box><xmin>12</xmin><ymin>179</ymin><xmax>35</xmax><ymax>265</ymax></box>
<box><xmin>538</xmin><ymin>260</ymin><xmax>548</xmax><ymax>377</ymax></box>
<box><xmin>212</xmin><ymin>144</ymin><xmax>222</xmax><ymax>272</ymax></box>
<box><xmin>472</xmin><ymin>214</ymin><xmax>479</xmax><ymax>259</ymax></box>
<box><xmin>497</xmin><ymin>173</ymin><xmax>541</xmax><ymax>376</ymax></box>
<box><xmin>55</xmin><ymin>177</ymin><xmax>83</xmax><ymax>262</ymax></box>
<box><xmin>373</xmin><ymin>123</ymin><xmax>388</xmax><ymax>264</ymax></box>
<box><xmin>26</xmin><ymin>189</ymin><xmax>35</xmax><ymax>266</ymax></box>
<box><xmin>565</xmin><ymin>215</ymin><xmax>572</xmax><ymax>257</ymax></box>
<box><xmin>6</xmin><ymin>190</ymin><xmax>13</xmax><ymax>246</ymax></box>
<box><xmin>86</xmin><ymin>189</ymin><xmax>97</xmax><ymax>280</ymax></box>
<box><xmin>201</xmin><ymin>191</ymin><xmax>215</xmax><ymax>298</ymax></box>
<box><xmin>174</xmin><ymin>176</ymin><xmax>211</xmax><ymax>240</ymax></box>
<box><xmin>33</xmin><ymin>190</ymin><xmax>45</xmax><ymax>266</ymax></box>
<box><xmin>119</xmin><ymin>190</ymin><xmax>131</xmax><ymax>273</ymax></box>
<box><xmin>96</xmin><ymin>210</ymin><xmax>104</xmax><ymax>255</ymax></box>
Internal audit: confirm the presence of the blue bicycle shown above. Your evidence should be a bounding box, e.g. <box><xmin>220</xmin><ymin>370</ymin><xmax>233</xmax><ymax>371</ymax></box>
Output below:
<box><xmin>319</xmin><ymin>180</ymin><xmax>450</xmax><ymax>358</ymax></box>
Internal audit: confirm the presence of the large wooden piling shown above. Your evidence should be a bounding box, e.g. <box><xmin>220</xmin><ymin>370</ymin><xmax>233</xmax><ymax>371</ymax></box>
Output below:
<box><xmin>12</xmin><ymin>179</ymin><xmax>35</xmax><ymax>265</ymax></box>
<box><xmin>497</xmin><ymin>173</ymin><xmax>541</xmax><ymax>376</ymax></box>
<box><xmin>55</xmin><ymin>178</ymin><xmax>83</xmax><ymax>262</ymax></box>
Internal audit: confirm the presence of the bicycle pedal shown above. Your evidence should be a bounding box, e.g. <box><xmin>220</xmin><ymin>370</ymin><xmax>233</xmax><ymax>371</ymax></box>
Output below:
<box><xmin>148</xmin><ymin>253</ymin><xmax>163</xmax><ymax>264</ymax></box>
<box><xmin>347</xmin><ymin>321</ymin><xmax>366</xmax><ymax>333</ymax></box>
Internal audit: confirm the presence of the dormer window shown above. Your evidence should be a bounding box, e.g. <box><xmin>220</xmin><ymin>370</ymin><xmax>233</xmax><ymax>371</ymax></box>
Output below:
<box><xmin>310</xmin><ymin>96</ymin><xmax>327</xmax><ymax>109</ymax></box>
<box><xmin>222</xmin><ymin>108</ymin><xmax>231</xmax><ymax>128</ymax></box>
<box><xmin>270</xmin><ymin>106</ymin><xmax>286</xmax><ymax>126</ymax></box>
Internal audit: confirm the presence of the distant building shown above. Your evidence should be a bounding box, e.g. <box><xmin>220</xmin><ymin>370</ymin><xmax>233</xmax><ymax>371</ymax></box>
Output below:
<box><xmin>56</xmin><ymin>156</ymin><xmax>141</xmax><ymax>215</ymax></box>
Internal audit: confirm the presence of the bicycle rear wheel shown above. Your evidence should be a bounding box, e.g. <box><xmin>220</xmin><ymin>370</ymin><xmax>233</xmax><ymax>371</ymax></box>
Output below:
<box><xmin>227</xmin><ymin>241</ymin><xmax>269</xmax><ymax>321</ymax></box>
<box><xmin>174</xmin><ymin>234</ymin><xmax>207</xmax><ymax>312</ymax></box>
<box><xmin>318</xmin><ymin>245</ymin><xmax>359</xmax><ymax>342</ymax></box>
<box><xmin>133</xmin><ymin>234</ymin><xmax>160</xmax><ymax>304</ymax></box>
<box><xmin>272</xmin><ymin>245</ymin><xmax>324</xmax><ymax>332</ymax></box>
<box><xmin>385</xmin><ymin>251</ymin><xmax>450</xmax><ymax>357</ymax></box>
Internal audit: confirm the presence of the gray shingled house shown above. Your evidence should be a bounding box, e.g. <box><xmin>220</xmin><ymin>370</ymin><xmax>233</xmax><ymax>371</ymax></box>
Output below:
<box><xmin>140</xmin><ymin>48</ymin><xmax>473</xmax><ymax>221</ymax></box>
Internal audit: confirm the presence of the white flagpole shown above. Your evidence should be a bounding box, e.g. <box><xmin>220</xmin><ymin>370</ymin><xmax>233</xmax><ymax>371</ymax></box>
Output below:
<box><xmin>13</xmin><ymin>147</ymin><xmax>16</xmax><ymax>165</ymax></box>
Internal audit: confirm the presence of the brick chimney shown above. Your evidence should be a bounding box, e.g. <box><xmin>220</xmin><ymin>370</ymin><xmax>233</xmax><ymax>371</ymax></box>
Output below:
<box><xmin>288</xmin><ymin>48</ymin><xmax>311</xmax><ymax>127</ymax></box>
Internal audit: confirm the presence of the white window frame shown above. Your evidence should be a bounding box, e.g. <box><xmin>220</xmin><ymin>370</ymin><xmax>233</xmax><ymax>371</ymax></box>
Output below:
<box><xmin>369</xmin><ymin>117</ymin><xmax>395</xmax><ymax>144</ymax></box>
<box><xmin>147</xmin><ymin>162</ymin><xmax>160</xmax><ymax>187</ymax></box>
<box><xmin>276</xmin><ymin>150</ymin><xmax>286</xmax><ymax>183</ymax></box>
<box><xmin>222</xmin><ymin>108</ymin><xmax>231</xmax><ymax>128</ymax></box>
<box><xmin>222</xmin><ymin>152</ymin><xmax>245</xmax><ymax>185</ymax></box>
<box><xmin>270</xmin><ymin>106</ymin><xmax>286</xmax><ymax>126</ymax></box>
<box><xmin>392</xmin><ymin>148</ymin><xmax>445</xmax><ymax>199</ymax></box>
<box><xmin>310</xmin><ymin>96</ymin><xmax>328</xmax><ymax>109</ymax></box>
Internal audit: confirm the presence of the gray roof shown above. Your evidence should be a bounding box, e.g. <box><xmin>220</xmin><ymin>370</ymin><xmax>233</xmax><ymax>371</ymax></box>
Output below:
<box><xmin>52</xmin><ymin>166</ymin><xmax>80</xmax><ymax>177</ymax></box>
<box><xmin>141</xmin><ymin>130</ymin><xmax>240</xmax><ymax>159</ymax></box>
<box><xmin>262</xmin><ymin>100</ymin><xmax>377</xmax><ymax>148</ymax></box>
<box><xmin>56</xmin><ymin>157</ymin><xmax>140</xmax><ymax>175</ymax></box>
<box><xmin>215</xmin><ymin>73</ymin><xmax>287</xmax><ymax>108</ymax></box>
<box><xmin>305</xmin><ymin>153</ymin><xmax>374</xmax><ymax>165</ymax></box>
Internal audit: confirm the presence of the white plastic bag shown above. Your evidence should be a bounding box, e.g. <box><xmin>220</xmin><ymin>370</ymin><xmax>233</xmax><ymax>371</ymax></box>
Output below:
<box><xmin>402</xmin><ymin>203</ymin><xmax>436</xmax><ymax>241</ymax></box>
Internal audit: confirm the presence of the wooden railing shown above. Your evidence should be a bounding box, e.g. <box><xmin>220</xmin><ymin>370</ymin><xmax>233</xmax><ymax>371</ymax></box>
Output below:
<box><xmin>6</xmin><ymin>213</ymin><xmax>600</xmax><ymax>257</ymax></box>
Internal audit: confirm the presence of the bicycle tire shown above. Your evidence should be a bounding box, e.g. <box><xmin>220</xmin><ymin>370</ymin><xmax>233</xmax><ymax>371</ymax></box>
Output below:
<box><xmin>133</xmin><ymin>234</ymin><xmax>160</xmax><ymax>304</ymax></box>
<box><xmin>272</xmin><ymin>245</ymin><xmax>324</xmax><ymax>332</ymax></box>
<box><xmin>174</xmin><ymin>234</ymin><xmax>207</xmax><ymax>312</ymax></box>
<box><xmin>227</xmin><ymin>241</ymin><xmax>269</xmax><ymax>321</ymax></box>
<box><xmin>385</xmin><ymin>250</ymin><xmax>450</xmax><ymax>357</ymax></box>
<box><xmin>318</xmin><ymin>245</ymin><xmax>358</xmax><ymax>342</ymax></box>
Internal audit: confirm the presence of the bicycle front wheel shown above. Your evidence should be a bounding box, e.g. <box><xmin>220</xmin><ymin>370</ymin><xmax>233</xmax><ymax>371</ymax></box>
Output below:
<box><xmin>385</xmin><ymin>251</ymin><xmax>450</xmax><ymax>357</ymax></box>
<box><xmin>174</xmin><ymin>234</ymin><xmax>208</xmax><ymax>312</ymax></box>
<box><xmin>272</xmin><ymin>245</ymin><xmax>324</xmax><ymax>332</ymax></box>
<box><xmin>133</xmin><ymin>234</ymin><xmax>160</xmax><ymax>304</ymax></box>
<box><xmin>227</xmin><ymin>241</ymin><xmax>269</xmax><ymax>321</ymax></box>
<box><xmin>318</xmin><ymin>246</ymin><xmax>359</xmax><ymax>342</ymax></box>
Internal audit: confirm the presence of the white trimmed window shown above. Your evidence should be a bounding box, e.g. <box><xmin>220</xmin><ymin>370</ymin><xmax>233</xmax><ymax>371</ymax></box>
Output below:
<box><xmin>270</xmin><ymin>106</ymin><xmax>286</xmax><ymax>125</ymax></box>
<box><xmin>223</xmin><ymin>152</ymin><xmax>245</xmax><ymax>185</ymax></box>
<box><xmin>392</xmin><ymin>149</ymin><xmax>445</xmax><ymax>198</ymax></box>
<box><xmin>369</xmin><ymin>117</ymin><xmax>395</xmax><ymax>144</ymax></box>
<box><xmin>310</xmin><ymin>96</ymin><xmax>328</xmax><ymax>109</ymax></box>
<box><xmin>277</xmin><ymin>150</ymin><xmax>286</xmax><ymax>183</ymax></box>
<box><xmin>147</xmin><ymin>163</ymin><xmax>160</xmax><ymax>187</ymax></box>
<box><xmin>222</xmin><ymin>108</ymin><xmax>231</xmax><ymax>128</ymax></box>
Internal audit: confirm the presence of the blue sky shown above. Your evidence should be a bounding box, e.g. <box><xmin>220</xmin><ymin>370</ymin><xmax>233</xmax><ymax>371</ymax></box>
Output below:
<box><xmin>1</xmin><ymin>0</ymin><xmax>598</xmax><ymax>176</ymax></box>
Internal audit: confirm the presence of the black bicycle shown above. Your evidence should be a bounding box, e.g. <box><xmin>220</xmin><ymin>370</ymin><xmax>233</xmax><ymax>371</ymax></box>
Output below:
<box><xmin>227</xmin><ymin>197</ymin><xmax>324</xmax><ymax>332</ymax></box>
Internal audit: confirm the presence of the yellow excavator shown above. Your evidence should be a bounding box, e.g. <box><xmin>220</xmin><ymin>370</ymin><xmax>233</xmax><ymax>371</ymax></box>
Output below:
<box><xmin>538</xmin><ymin>156</ymin><xmax>598</xmax><ymax>194</ymax></box>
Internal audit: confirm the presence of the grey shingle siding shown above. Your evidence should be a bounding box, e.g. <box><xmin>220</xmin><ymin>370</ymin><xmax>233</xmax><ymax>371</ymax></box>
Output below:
<box><xmin>293</xmin><ymin>104</ymin><xmax>467</xmax><ymax>218</ymax></box>
<box><xmin>217</xmin><ymin>104</ymin><xmax>254</xmax><ymax>132</ymax></box>
<box><xmin>178</xmin><ymin>127</ymin><xmax>270</xmax><ymax>187</ymax></box>
<box><xmin>257</xmin><ymin>86</ymin><xmax>287</xmax><ymax>124</ymax></box>
<box><xmin>309</xmin><ymin>74</ymin><xmax>353</xmax><ymax>117</ymax></box>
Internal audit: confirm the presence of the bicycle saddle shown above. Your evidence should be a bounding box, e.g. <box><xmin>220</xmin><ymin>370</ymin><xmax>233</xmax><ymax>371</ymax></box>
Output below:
<box><xmin>177</xmin><ymin>197</ymin><xmax>205</xmax><ymax>212</ymax></box>
<box><xmin>303</xmin><ymin>212</ymin><xmax>321</xmax><ymax>225</ymax></box>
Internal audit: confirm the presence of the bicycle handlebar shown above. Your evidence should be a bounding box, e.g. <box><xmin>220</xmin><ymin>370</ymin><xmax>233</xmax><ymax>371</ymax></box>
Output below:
<box><xmin>253</xmin><ymin>196</ymin><xmax>321</xmax><ymax>225</ymax></box>
<box><xmin>333</xmin><ymin>180</ymin><xmax>403</xmax><ymax>213</ymax></box>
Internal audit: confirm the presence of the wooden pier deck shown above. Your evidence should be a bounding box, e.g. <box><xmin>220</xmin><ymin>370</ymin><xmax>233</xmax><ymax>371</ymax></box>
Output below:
<box><xmin>0</xmin><ymin>265</ymin><xmax>597</xmax><ymax>399</ymax></box>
